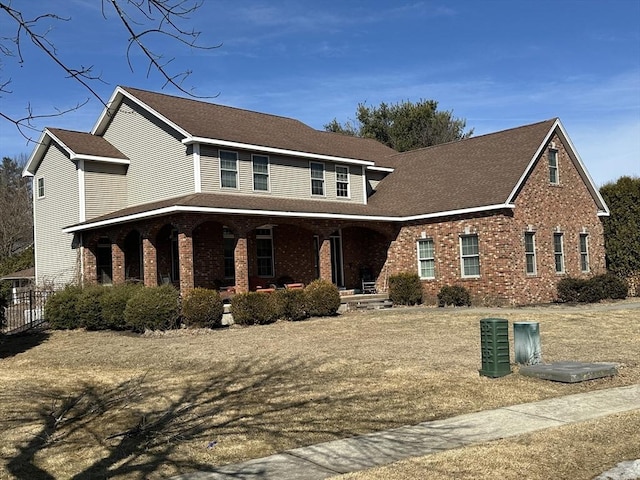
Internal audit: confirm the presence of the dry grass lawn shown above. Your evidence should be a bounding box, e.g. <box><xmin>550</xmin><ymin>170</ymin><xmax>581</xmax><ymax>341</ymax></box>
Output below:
<box><xmin>1</xmin><ymin>301</ymin><xmax>639</xmax><ymax>479</ymax></box>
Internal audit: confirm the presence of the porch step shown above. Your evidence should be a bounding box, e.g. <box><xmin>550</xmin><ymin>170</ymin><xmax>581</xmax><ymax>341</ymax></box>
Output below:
<box><xmin>340</xmin><ymin>293</ymin><xmax>393</xmax><ymax>311</ymax></box>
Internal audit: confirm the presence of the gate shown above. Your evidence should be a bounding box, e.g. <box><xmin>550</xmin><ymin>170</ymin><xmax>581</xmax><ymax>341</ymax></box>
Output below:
<box><xmin>1</xmin><ymin>289</ymin><xmax>50</xmax><ymax>334</ymax></box>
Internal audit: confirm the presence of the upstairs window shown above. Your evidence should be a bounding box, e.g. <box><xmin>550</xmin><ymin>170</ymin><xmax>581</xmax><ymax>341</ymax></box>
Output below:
<box><xmin>460</xmin><ymin>234</ymin><xmax>480</xmax><ymax>277</ymax></box>
<box><xmin>548</xmin><ymin>149</ymin><xmax>559</xmax><ymax>185</ymax></box>
<box><xmin>220</xmin><ymin>150</ymin><xmax>238</xmax><ymax>189</ymax></box>
<box><xmin>336</xmin><ymin>165</ymin><xmax>350</xmax><ymax>198</ymax></box>
<box><xmin>37</xmin><ymin>177</ymin><xmax>45</xmax><ymax>198</ymax></box>
<box><xmin>417</xmin><ymin>238</ymin><xmax>435</xmax><ymax>279</ymax></box>
<box><xmin>554</xmin><ymin>232</ymin><xmax>565</xmax><ymax>273</ymax></box>
<box><xmin>252</xmin><ymin>155</ymin><xmax>269</xmax><ymax>191</ymax></box>
<box><xmin>579</xmin><ymin>233</ymin><xmax>590</xmax><ymax>272</ymax></box>
<box><xmin>310</xmin><ymin>162</ymin><xmax>325</xmax><ymax>196</ymax></box>
<box><xmin>524</xmin><ymin>232</ymin><xmax>537</xmax><ymax>275</ymax></box>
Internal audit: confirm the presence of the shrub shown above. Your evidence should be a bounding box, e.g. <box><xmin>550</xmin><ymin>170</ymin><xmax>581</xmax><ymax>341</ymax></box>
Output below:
<box><xmin>596</xmin><ymin>273</ymin><xmax>628</xmax><ymax>300</ymax></box>
<box><xmin>45</xmin><ymin>284</ymin><xmax>83</xmax><ymax>329</ymax></box>
<box><xmin>274</xmin><ymin>288</ymin><xmax>307</xmax><ymax>321</ymax></box>
<box><xmin>182</xmin><ymin>288</ymin><xmax>224</xmax><ymax>328</ymax></box>
<box><xmin>101</xmin><ymin>282</ymin><xmax>144</xmax><ymax>330</ymax></box>
<box><xmin>437</xmin><ymin>285</ymin><xmax>471</xmax><ymax>307</ymax></box>
<box><xmin>231</xmin><ymin>292</ymin><xmax>279</xmax><ymax>326</ymax></box>
<box><xmin>388</xmin><ymin>273</ymin><xmax>423</xmax><ymax>306</ymax></box>
<box><xmin>557</xmin><ymin>277</ymin><xmax>587</xmax><ymax>303</ymax></box>
<box><xmin>304</xmin><ymin>279</ymin><xmax>341</xmax><ymax>317</ymax></box>
<box><xmin>76</xmin><ymin>284</ymin><xmax>108</xmax><ymax>330</ymax></box>
<box><xmin>124</xmin><ymin>284</ymin><xmax>180</xmax><ymax>333</ymax></box>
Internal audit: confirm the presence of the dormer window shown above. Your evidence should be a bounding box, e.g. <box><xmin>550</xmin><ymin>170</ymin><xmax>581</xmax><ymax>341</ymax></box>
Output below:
<box><xmin>548</xmin><ymin>149</ymin><xmax>559</xmax><ymax>185</ymax></box>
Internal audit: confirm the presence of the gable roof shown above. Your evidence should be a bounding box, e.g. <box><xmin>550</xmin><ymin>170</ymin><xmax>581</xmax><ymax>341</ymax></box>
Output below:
<box><xmin>24</xmin><ymin>128</ymin><xmax>129</xmax><ymax>176</ymax></box>
<box><xmin>368</xmin><ymin>118</ymin><xmax>609</xmax><ymax>217</ymax></box>
<box><xmin>93</xmin><ymin>86</ymin><xmax>398</xmax><ymax>164</ymax></box>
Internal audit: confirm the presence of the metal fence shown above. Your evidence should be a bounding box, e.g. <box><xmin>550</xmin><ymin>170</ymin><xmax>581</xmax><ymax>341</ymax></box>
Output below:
<box><xmin>1</xmin><ymin>289</ymin><xmax>51</xmax><ymax>335</ymax></box>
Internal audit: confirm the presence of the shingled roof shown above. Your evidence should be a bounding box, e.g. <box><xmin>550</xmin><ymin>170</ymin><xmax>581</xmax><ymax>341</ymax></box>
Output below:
<box><xmin>368</xmin><ymin>119</ymin><xmax>559</xmax><ymax>216</ymax></box>
<box><xmin>47</xmin><ymin>128</ymin><xmax>128</xmax><ymax>160</ymax></box>
<box><xmin>109</xmin><ymin>86</ymin><xmax>398</xmax><ymax>162</ymax></box>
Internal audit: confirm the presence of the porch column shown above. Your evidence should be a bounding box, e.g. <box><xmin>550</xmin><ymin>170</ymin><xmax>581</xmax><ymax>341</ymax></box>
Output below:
<box><xmin>318</xmin><ymin>236</ymin><xmax>333</xmax><ymax>282</ymax></box>
<box><xmin>178</xmin><ymin>230</ymin><xmax>194</xmax><ymax>294</ymax></box>
<box><xmin>142</xmin><ymin>235</ymin><xmax>158</xmax><ymax>287</ymax></box>
<box><xmin>82</xmin><ymin>236</ymin><xmax>98</xmax><ymax>286</ymax></box>
<box><xmin>111</xmin><ymin>241</ymin><xmax>125</xmax><ymax>285</ymax></box>
<box><xmin>234</xmin><ymin>235</ymin><xmax>249</xmax><ymax>293</ymax></box>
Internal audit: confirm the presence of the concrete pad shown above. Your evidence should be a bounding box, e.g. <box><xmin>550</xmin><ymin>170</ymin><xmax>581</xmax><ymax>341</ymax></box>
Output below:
<box><xmin>505</xmin><ymin>384</ymin><xmax>640</xmax><ymax>423</ymax></box>
<box><xmin>519</xmin><ymin>361</ymin><xmax>618</xmax><ymax>383</ymax></box>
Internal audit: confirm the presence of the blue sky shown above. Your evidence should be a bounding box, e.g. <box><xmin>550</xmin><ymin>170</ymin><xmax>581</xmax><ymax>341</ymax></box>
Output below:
<box><xmin>1</xmin><ymin>0</ymin><xmax>639</xmax><ymax>186</ymax></box>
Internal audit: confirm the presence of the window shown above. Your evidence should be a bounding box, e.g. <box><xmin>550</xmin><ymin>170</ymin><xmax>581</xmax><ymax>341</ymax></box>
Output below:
<box><xmin>220</xmin><ymin>150</ymin><xmax>238</xmax><ymax>188</ymax></box>
<box><xmin>96</xmin><ymin>238</ymin><xmax>113</xmax><ymax>285</ymax></box>
<box><xmin>460</xmin><ymin>235</ymin><xmax>480</xmax><ymax>277</ymax></box>
<box><xmin>548</xmin><ymin>149</ymin><xmax>559</xmax><ymax>184</ymax></box>
<box><xmin>252</xmin><ymin>155</ymin><xmax>269</xmax><ymax>191</ymax></box>
<box><xmin>37</xmin><ymin>177</ymin><xmax>45</xmax><ymax>198</ymax></box>
<box><xmin>223</xmin><ymin>227</ymin><xmax>235</xmax><ymax>279</ymax></box>
<box><xmin>554</xmin><ymin>232</ymin><xmax>565</xmax><ymax>273</ymax></box>
<box><xmin>256</xmin><ymin>228</ymin><xmax>274</xmax><ymax>277</ymax></box>
<box><xmin>524</xmin><ymin>232</ymin><xmax>537</xmax><ymax>275</ymax></box>
<box><xmin>336</xmin><ymin>165</ymin><xmax>349</xmax><ymax>198</ymax></box>
<box><xmin>310</xmin><ymin>162</ymin><xmax>325</xmax><ymax>195</ymax></box>
<box><xmin>579</xmin><ymin>233</ymin><xmax>589</xmax><ymax>272</ymax></box>
<box><xmin>417</xmin><ymin>239</ymin><xmax>435</xmax><ymax>279</ymax></box>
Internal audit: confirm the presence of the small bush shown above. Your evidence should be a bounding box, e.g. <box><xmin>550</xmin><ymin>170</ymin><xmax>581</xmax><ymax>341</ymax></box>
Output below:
<box><xmin>437</xmin><ymin>285</ymin><xmax>471</xmax><ymax>307</ymax></box>
<box><xmin>124</xmin><ymin>285</ymin><xmax>180</xmax><ymax>333</ymax></box>
<box><xmin>101</xmin><ymin>282</ymin><xmax>144</xmax><ymax>330</ymax></box>
<box><xmin>45</xmin><ymin>285</ymin><xmax>83</xmax><ymax>329</ymax></box>
<box><xmin>274</xmin><ymin>288</ymin><xmax>307</xmax><ymax>321</ymax></box>
<box><xmin>182</xmin><ymin>288</ymin><xmax>224</xmax><ymax>328</ymax></box>
<box><xmin>557</xmin><ymin>274</ymin><xmax>628</xmax><ymax>303</ymax></box>
<box><xmin>231</xmin><ymin>292</ymin><xmax>279</xmax><ymax>326</ymax></box>
<box><xmin>76</xmin><ymin>284</ymin><xmax>108</xmax><ymax>330</ymax></box>
<box><xmin>304</xmin><ymin>279</ymin><xmax>341</xmax><ymax>317</ymax></box>
<box><xmin>596</xmin><ymin>273</ymin><xmax>628</xmax><ymax>300</ymax></box>
<box><xmin>388</xmin><ymin>273</ymin><xmax>423</xmax><ymax>306</ymax></box>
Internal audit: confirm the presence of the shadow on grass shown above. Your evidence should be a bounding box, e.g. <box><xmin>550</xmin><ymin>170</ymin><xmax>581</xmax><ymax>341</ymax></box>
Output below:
<box><xmin>0</xmin><ymin>331</ymin><xmax>50</xmax><ymax>359</ymax></box>
<box><xmin>5</xmin><ymin>357</ymin><xmax>385</xmax><ymax>479</ymax></box>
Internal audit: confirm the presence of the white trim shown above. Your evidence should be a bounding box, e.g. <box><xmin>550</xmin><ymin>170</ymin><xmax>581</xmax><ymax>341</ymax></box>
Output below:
<box><xmin>72</xmin><ymin>154</ymin><xmax>129</xmax><ymax>165</ymax></box>
<box><xmin>92</xmin><ymin>86</ymin><xmax>191</xmax><ymax>138</ymax></box>
<box><xmin>78</xmin><ymin>159</ymin><xmax>86</xmax><ymax>222</ymax></box>
<box><xmin>61</xmin><ymin>202</ymin><xmax>515</xmax><ymax>234</ymax></box>
<box><xmin>362</xmin><ymin>165</ymin><xmax>367</xmax><ymax>205</ymax></box>
<box><xmin>460</xmin><ymin>234</ymin><xmax>480</xmax><ymax>278</ymax></box>
<box><xmin>184</xmin><ymin>136</ymin><xmax>376</xmax><ymax>166</ymax></box>
<box><xmin>367</xmin><ymin>165</ymin><xmax>394</xmax><ymax>173</ymax></box>
<box><xmin>524</xmin><ymin>231</ymin><xmax>537</xmax><ymax>276</ymax></box>
<box><xmin>417</xmin><ymin>238</ymin><xmax>436</xmax><ymax>279</ymax></box>
<box><xmin>193</xmin><ymin>143</ymin><xmax>202</xmax><ymax>193</ymax></box>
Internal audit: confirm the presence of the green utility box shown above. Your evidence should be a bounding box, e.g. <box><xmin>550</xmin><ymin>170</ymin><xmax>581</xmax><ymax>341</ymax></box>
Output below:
<box><xmin>479</xmin><ymin>318</ymin><xmax>512</xmax><ymax>378</ymax></box>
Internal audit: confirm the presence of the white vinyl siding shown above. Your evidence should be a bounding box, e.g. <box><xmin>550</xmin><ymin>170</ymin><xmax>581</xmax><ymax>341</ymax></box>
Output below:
<box><xmin>460</xmin><ymin>235</ymin><xmax>480</xmax><ymax>277</ymax></box>
<box><xmin>102</xmin><ymin>98</ymin><xmax>193</xmax><ymax>206</ymax></box>
<box><xmin>33</xmin><ymin>142</ymin><xmax>80</xmax><ymax>287</ymax></box>
<box><xmin>84</xmin><ymin>162</ymin><xmax>127</xmax><ymax>219</ymax></box>
<box><xmin>417</xmin><ymin>238</ymin><xmax>435</xmax><ymax>279</ymax></box>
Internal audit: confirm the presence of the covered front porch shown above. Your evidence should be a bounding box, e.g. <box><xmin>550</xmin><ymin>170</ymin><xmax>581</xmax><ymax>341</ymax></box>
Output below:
<box><xmin>80</xmin><ymin>213</ymin><xmax>398</xmax><ymax>296</ymax></box>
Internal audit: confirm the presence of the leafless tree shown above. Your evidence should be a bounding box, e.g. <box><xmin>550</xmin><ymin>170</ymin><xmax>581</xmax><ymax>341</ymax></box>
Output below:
<box><xmin>0</xmin><ymin>0</ymin><xmax>219</xmax><ymax>140</ymax></box>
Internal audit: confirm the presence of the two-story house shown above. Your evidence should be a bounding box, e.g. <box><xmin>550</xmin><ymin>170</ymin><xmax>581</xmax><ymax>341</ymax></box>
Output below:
<box><xmin>23</xmin><ymin>86</ymin><xmax>609</xmax><ymax>305</ymax></box>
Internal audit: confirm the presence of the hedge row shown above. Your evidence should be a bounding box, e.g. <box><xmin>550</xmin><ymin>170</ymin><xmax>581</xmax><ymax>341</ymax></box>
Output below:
<box><xmin>44</xmin><ymin>279</ymin><xmax>341</xmax><ymax>332</ymax></box>
<box><xmin>557</xmin><ymin>274</ymin><xmax>628</xmax><ymax>303</ymax></box>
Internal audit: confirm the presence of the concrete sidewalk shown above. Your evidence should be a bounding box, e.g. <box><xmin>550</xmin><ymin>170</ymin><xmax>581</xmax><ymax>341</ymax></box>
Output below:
<box><xmin>173</xmin><ymin>384</ymin><xmax>640</xmax><ymax>480</ymax></box>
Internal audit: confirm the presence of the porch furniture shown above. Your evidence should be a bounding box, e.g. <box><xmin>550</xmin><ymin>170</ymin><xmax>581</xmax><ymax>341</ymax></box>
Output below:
<box><xmin>360</xmin><ymin>267</ymin><xmax>377</xmax><ymax>294</ymax></box>
<box><xmin>285</xmin><ymin>283</ymin><xmax>304</xmax><ymax>290</ymax></box>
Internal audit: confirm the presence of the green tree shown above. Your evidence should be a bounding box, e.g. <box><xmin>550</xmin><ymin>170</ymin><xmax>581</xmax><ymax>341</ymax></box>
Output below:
<box><xmin>600</xmin><ymin>176</ymin><xmax>640</xmax><ymax>285</ymax></box>
<box><xmin>0</xmin><ymin>155</ymin><xmax>33</xmax><ymax>260</ymax></box>
<box><xmin>325</xmin><ymin>99</ymin><xmax>473</xmax><ymax>152</ymax></box>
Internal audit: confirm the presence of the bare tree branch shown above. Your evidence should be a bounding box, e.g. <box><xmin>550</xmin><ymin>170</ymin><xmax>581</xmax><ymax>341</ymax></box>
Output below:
<box><xmin>0</xmin><ymin>0</ymin><xmax>219</xmax><ymax>142</ymax></box>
